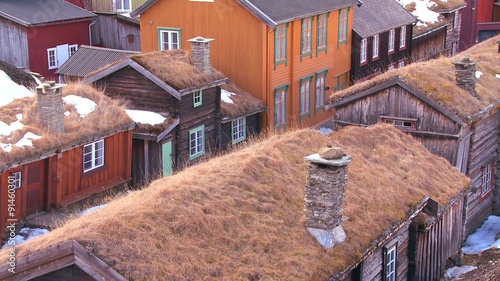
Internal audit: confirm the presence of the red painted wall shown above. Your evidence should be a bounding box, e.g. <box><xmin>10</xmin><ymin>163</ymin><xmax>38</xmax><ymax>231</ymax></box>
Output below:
<box><xmin>477</xmin><ymin>0</ymin><xmax>494</xmax><ymax>22</ymax></box>
<box><xmin>64</xmin><ymin>0</ymin><xmax>85</xmax><ymax>8</ymax></box>
<box><xmin>26</xmin><ymin>20</ymin><xmax>91</xmax><ymax>79</ymax></box>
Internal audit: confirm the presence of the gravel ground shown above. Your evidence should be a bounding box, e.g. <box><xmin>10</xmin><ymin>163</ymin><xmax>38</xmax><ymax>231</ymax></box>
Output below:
<box><xmin>460</xmin><ymin>248</ymin><xmax>500</xmax><ymax>281</ymax></box>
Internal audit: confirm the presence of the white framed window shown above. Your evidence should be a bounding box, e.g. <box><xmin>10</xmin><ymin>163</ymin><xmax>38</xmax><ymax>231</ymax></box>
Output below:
<box><xmin>387</xmin><ymin>64</ymin><xmax>395</xmax><ymax>71</ymax></box>
<box><xmin>384</xmin><ymin>245</ymin><xmax>397</xmax><ymax>281</ymax></box>
<box><xmin>360</xmin><ymin>38</ymin><xmax>367</xmax><ymax>64</ymax></box>
<box><xmin>315</xmin><ymin>71</ymin><xmax>327</xmax><ymax>110</ymax></box>
<box><xmin>232</xmin><ymin>117</ymin><xmax>246</xmax><ymax>144</ymax></box>
<box><xmin>400</xmin><ymin>26</ymin><xmax>406</xmax><ymax>49</ymax></box>
<box><xmin>398</xmin><ymin>60</ymin><xmax>405</xmax><ymax>68</ymax></box>
<box><xmin>317</xmin><ymin>14</ymin><xmax>328</xmax><ymax>51</ymax></box>
<box><xmin>481</xmin><ymin>162</ymin><xmax>494</xmax><ymax>195</ymax></box>
<box><xmin>274</xmin><ymin>85</ymin><xmax>288</xmax><ymax>129</ymax></box>
<box><xmin>301</xmin><ymin>18</ymin><xmax>313</xmax><ymax>55</ymax></box>
<box><xmin>115</xmin><ymin>0</ymin><xmax>131</xmax><ymax>12</ymax></box>
<box><xmin>300</xmin><ymin>76</ymin><xmax>312</xmax><ymax>117</ymax></box>
<box><xmin>380</xmin><ymin>116</ymin><xmax>416</xmax><ymax>131</ymax></box>
<box><xmin>189</xmin><ymin>126</ymin><xmax>205</xmax><ymax>160</ymax></box>
<box><xmin>158</xmin><ymin>29</ymin><xmax>180</xmax><ymax>50</ymax></box>
<box><xmin>338</xmin><ymin>8</ymin><xmax>349</xmax><ymax>44</ymax></box>
<box><xmin>10</xmin><ymin>172</ymin><xmax>22</xmax><ymax>189</ymax></box>
<box><xmin>83</xmin><ymin>139</ymin><xmax>104</xmax><ymax>172</ymax></box>
<box><xmin>388</xmin><ymin>29</ymin><xmax>395</xmax><ymax>53</ymax></box>
<box><xmin>69</xmin><ymin>44</ymin><xmax>78</xmax><ymax>56</ymax></box>
<box><xmin>275</xmin><ymin>24</ymin><xmax>287</xmax><ymax>64</ymax></box>
<box><xmin>193</xmin><ymin>91</ymin><xmax>202</xmax><ymax>107</ymax></box>
<box><xmin>47</xmin><ymin>48</ymin><xmax>57</xmax><ymax>69</ymax></box>
<box><xmin>454</xmin><ymin>12</ymin><xmax>460</xmax><ymax>29</ymax></box>
<box><xmin>373</xmin><ymin>34</ymin><xmax>379</xmax><ymax>59</ymax></box>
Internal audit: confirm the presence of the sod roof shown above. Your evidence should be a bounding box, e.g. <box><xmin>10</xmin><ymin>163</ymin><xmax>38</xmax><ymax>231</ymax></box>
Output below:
<box><xmin>2</xmin><ymin>124</ymin><xmax>469</xmax><ymax>280</ymax></box>
<box><xmin>0</xmin><ymin>83</ymin><xmax>134</xmax><ymax>173</ymax></box>
<box><xmin>220</xmin><ymin>83</ymin><xmax>266</xmax><ymax>120</ymax></box>
<box><xmin>0</xmin><ymin>60</ymin><xmax>36</xmax><ymax>88</ymax></box>
<box><xmin>130</xmin><ymin>50</ymin><xmax>226</xmax><ymax>91</ymax></box>
<box><xmin>327</xmin><ymin>35</ymin><xmax>500</xmax><ymax>122</ymax></box>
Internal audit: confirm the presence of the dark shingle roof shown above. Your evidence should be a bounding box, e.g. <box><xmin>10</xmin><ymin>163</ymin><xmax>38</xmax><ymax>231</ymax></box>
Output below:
<box><xmin>56</xmin><ymin>45</ymin><xmax>139</xmax><ymax>78</ymax></box>
<box><xmin>353</xmin><ymin>0</ymin><xmax>417</xmax><ymax>38</ymax></box>
<box><xmin>0</xmin><ymin>0</ymin><xmax>96</xmax><ymax>27</ymax></box>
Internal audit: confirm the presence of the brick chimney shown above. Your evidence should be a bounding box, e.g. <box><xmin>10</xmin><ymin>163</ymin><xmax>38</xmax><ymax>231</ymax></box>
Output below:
<box><xmin>187</xmin><ymin>36</ymin><xmax>214</xmax><ymax>74</ymax></box>
<box><xmin>453</xmin><ymin>56</ymin><xmax>477</xmax><ymax>97</ymax></box>
<box><xmin>36</xmin><ymin>81</ymin><xmax>65</xmax><ymax>133</ymax></box>
<box><xmin>304</xmin><ymin>145</ymin><xmax>352</xmax><ymax>248</ymax></box>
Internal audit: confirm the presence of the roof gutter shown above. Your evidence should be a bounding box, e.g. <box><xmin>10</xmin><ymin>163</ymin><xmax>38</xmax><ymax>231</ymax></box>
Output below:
<box><xmin>237</xmin><ymin>0</ymin><xmax>277</xmax><ymax>28</ymax></box>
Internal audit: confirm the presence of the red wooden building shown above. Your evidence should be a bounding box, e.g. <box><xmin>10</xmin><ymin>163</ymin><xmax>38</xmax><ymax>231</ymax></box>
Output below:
<box><xmin>0</xmin><ymin>81</ymin><xmax>134</xmax><ymax>241</ymax></box>
<box><xmin>0</xmin><ymin>0</ymin><xmax>96</xmax><ymax>79</ymax></box>
<box><xmin>460</xmin><ymin>0</ymin><xmax>500</xmax><ymax>50</ymax></box>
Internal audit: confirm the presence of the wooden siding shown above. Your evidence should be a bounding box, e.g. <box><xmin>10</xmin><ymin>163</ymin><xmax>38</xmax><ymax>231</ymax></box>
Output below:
<box><xmin>411</xmin><ymin>27</ymin><xmax>447</xmax><ymax>62</ymax></box>
<box><xmin>57</xmin><ymin>131</ymin><xmax>132</xmax><ymax>205</ymax></box>
<box><xmin>220</xmin><ymin>113</ymin><xmax>262</xmax><ymax>149</ymax></box>
<box><xmin>411</xmin><ymin>198</ymin><xmax>464</xmax><ymax>281</ymax></box>
<box><xmin>463</xmin><ymin>112</ymin><xmax>500</xmax><ymax>235</ymax></box>
<box><xmin>91</xmin><ymin>14</ymin><xmax>141</xmax><ymax>51</ymax></box>
<box><xmin>94</xmin><ymin>66</ymin><xmax>179</xmax><ymax>114</ymax></box>
<box><xmin>444</xmin><ymin>11</ymin><xmax>462</xmax><ymax>56</ymax></box>
<box><xmin>0</xmin><ymin>17</ymin><xmax>29</xmax><ymax>69</ymax></box>
<box><xmin>139</xmin><ymin>0</ymin><xmax>265</xmax><ymax>110</ymax></box>
<box><xmin>131</xmin><ymin>138</ymin><xmax>163</xmax><ymax>187</ymax></box>
<box><xmin>176</xmin><ymin>87</ymin><xmax>220</xmax><ymax>167</ymax></box>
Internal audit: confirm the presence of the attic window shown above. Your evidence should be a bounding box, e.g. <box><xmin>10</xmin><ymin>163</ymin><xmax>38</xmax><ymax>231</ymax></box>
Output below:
<box><xmin>379</xmin><ymin>116</ymin><xmax>417</xmax><ymax>131</ymax></box>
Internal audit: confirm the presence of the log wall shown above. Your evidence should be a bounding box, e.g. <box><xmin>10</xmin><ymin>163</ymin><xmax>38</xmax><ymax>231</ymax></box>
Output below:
<box><xmin>0</xmin><ymin>17</ymin><xmax>29</xmax><ymax>69</ymax></box>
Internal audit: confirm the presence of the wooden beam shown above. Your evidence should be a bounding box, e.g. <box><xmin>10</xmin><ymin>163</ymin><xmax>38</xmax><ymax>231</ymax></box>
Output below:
<box><xmin>157</xmin><ymin>118</ymin><xmax>179</xmax><ymax>143</ymax></box>
<box><xmin>73</xmin><ymin>242</ymin><xmax>128</xmax><ymax>281</ymax></box>
<box><xmin>82</xmin><ymin>59</ymin><xmax>131</xmax><ymax>85</ymax></box>
<box><xmin>144</xmin><ymin>140</ymin><xmax>150</xmax><ymax>183</ymax></box>
<box><xmin>179</xmin><ymin>78</ymin><xmax>229</xmax><ymax>96</ymax></box>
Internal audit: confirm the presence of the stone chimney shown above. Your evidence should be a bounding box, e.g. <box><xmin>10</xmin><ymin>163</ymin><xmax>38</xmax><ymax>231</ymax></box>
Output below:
<box><xmin>36</xmin><ymin>81</ymin><xmax>65</xmax><ymax>133</ymax></box>
<box><xmin>187</xmin><ymin>36</ymin><xmax>214</xmax><ymax>74</ymax></box>
<box><xmin>304</xmin><ymin>145</ymin><xmax>352</xmax><ymax>248</ymax></box>
<box><xmin>453</xmin><ymin>56</ymin><xmax>477</xmax><ymax>97</ymax></box>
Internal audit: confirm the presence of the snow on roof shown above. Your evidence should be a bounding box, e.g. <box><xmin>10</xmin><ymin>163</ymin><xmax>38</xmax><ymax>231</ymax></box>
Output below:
<box><xmin>126</xmin><ymin>110</ymin><xmax>166</xmax><ymax>125</ymax></box>
<box><xmin>397</xmin><ymin>0</ymin><xmax>440</xmax><ymax>27</ymax></box>
<box><xmin>221</xmin><ymin>89</ymin><xmax>235</xmax><ymax>104</ymax></box>
<box><xmin>14</xmin><ymin>132</ymin><xmax>42</xmax><ymax>149</ymax></box>
<box><xmin>0</xmin><ymin>114</ymin><xmax>23</xmax><ymax>137</ymax></box>
<box><xmin>0</xmin><ymin>70</ymin><xmax>34</xmax><ymax>107</ymax></box>
<box><xmin>62</xmin><ymin>95</ymin><xmax>97</xmax><ymax>118</ymax></box>
<box><xmin>475</xmin><ymin>71</ymin><xmax>483</xmax><ymax>79</ymax></box>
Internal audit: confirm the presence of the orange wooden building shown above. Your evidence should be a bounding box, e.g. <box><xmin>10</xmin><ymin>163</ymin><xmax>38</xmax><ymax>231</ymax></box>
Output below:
<box><xmin>132</xmin><ymin>0</ymin><xmax>357</xmax><ymax>129</ymax></box>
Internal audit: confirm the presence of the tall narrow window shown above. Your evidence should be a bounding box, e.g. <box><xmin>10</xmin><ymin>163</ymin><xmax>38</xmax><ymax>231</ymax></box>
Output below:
<box><xmin>158</xmin><ymin>29</ymin><xmax>180</xmax><ymax>50</ymax></box>
<box><xmin>338</xmin><ymin>8</ymin><xmax>349</xmax><ymax>44</ymax></box>
<box><xmin>193</xmin><ymin>91</ymin><xmax>202</xmax><ymax>107</ymax></box>
<box><xmin>232</xmin><ymin>117</ymin><xmax>246</xmax><ymax>144</ymax></box>
<box><xmin>481</xmin><ymin>162</ymin><xmax>494</xmax><ymax>195</ymax></box>
<box><xmin>69</xmin><ymin>44</ymin><xmax>78</xmax><ymax>57</ymax></box>
<box><xmin>300</xmin><ymin>76</ymin><xmax>312</xmax><ymax>117</ymax></box>
<box><xmin>384</xmin><ymin>245</ymin><xmax>397</xmax><ymax>281</ymax></box>
<box><xmin>388</xmin><ymin>29</ymin><xmax>395</xmax><ymax>53</ymax></box>
<box><xmin>317</xmin><ymin>14</ymin><xmax>328</xmax><ymax>52</ymax></box>
<box><xmin>274</xmin><ymin>85</ymin><xmax>288</xmax><ymax>129</ymax></box>
<box><xmin>360</xmin><ymin>38</ymin><xmax>367</xmax><ymax>64</ymax></box>
<box><xmin>275</xmin><ymin>24</ymin><xmax>287</xmax><ymax>64</ymax></box>
<box><xmin>301</xmin><ymin>18</ymin><xmax>313</xmax><ymax>56</ymax></box>
<box><xmin>83</xmin><ymin>139</ymin><xmax>105</xmax><ymax>172</ymax></box>
<box><xmin>372</xmin><ymin>34</ymin><xmax>379</xmax><ymax>59</ymax></box>
<box><xmin>47</xmin><ymin>48</ymin><xmax>57</xmax><ymax>69</ymax></box>
<box><xmin>400</xmin><ymin>26</ymin><xmax>406</xmax><ymax>49</ymax></box>
<box><xmin>315</xmin><ymin>71</ymin><xmax>328</xmax><ymax>110</ymax></box>
<box><xmin>115</xmin><ymin>0</ymin><xmax>131</xmax><ymax>12</ymax></box>
<box><xmin>454</xmin><ymin>12</ymin><xmax>460</xmax><ymax>29</ymax></box>
<box><xmin>189</xmin><ymin>126</ymin><xmax>205</xmax><ymax>160</ymax></box>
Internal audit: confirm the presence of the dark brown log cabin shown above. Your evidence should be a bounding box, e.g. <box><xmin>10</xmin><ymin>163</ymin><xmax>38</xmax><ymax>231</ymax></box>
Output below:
<box><xmin>350</xmin><ymin>0</ymin><xmax>416</xmax><ymax>83</ymax></box>
<box><xmin>0</xmin><ymin>82</ymin><xmax>134</xmax><ymax>242</ymax></box>
<box><xmin>326</xmin><ymin>36</ymin><xmax>500</xmax><ymax>235</ymax></box>
<box><xmin>83</xmin><ymin>39</ymin><xmax>228</xmax><ymax>185</ymax></box>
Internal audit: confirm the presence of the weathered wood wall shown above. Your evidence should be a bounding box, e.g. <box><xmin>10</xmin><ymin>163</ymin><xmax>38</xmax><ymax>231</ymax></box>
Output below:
<box><xmin>131</xmin><ymin>138</ymin><xmax>165</xmax><ymax>187</ymax></box>
<box><xmin>91</xmin><ymin>14</ymin><xmax>141</xmax><ymax>51</ymax></box>
<box><xmin>411</xmin><ymin>27</ymin><xmax>447</xmax><ymax>62</ymax></box>
<box><xmin>176</xmin><ymin>87</ymin><xmax>221</xmax><ymax>167</ymax></box>
<box><xmin>0</xmin><ymin>17</ymin><xmax>29</xmax><ymax>69</ymax></box>
<box><xmin>220</xmin><ymin>113</ymin><xmax>261</xmax><ymax>149</ymax></box>
<box><xmin>94</xmin><ymin>66</ymin><xmax>179</xmax><ymax>114</ymax></box>
<box><xmin>411</xmin><ymin>198</ymin><xmax>464</xmax><ymax>281</ymax></box>
<box><xmin>463</xmin><ymin>112</ymin><xmax>499</xmax><ymax>235</ymax></box>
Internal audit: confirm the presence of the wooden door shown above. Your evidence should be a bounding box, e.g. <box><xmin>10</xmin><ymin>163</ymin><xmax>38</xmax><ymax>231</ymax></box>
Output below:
<box><xmin>25</xmin><ymin>160</ymin><xmax>46</xmax><ymax>216</ymax></box>
<box><xmin>162</xmin><ymin>140</ymin><xmax>173</xmax><ymax>177</ymax></box>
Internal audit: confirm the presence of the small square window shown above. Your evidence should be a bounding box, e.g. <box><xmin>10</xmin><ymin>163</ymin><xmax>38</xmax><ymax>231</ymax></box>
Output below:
<box><xmin>83</xmin><ymin>139</ymin><xmax>105</xmax><ymax>172</ymax></box>
<box><xmin>232</xmin><ymin>117</ymin><xmax>246</xmax><ymax>144</ymax></box>
<box><xmin>159</xmin><ymin>29</ymin><xmax>181</xmax><ymax>50</ymax></box>
<box><xmin>10</xmin><ymin>172</ymin><xmax>22</xmax><ymax>189</ymax></box>
<box><xmin>193</xmin><ymin>91</ymin><xmax>202</xmax><ymax>107</ymax></box>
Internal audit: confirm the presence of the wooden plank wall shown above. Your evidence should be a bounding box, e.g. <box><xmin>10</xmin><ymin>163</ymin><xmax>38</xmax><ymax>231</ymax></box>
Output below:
<box><xmin>413</xmin><ymin>199</ymin><xmax>464</xmax><ymax>281</ymax></box>
<box><xmin>359</xmin><ymin>222</ymin><xmax>410</xmax><ymax>281</ymax></box>
<box><xmin>176</xmin><ymin>87</ymin><xmax>220</xmax><ymax>167</ymax></box>
<box><xmin>0</xmin><ymin>17</ymin><xmax>29</xmax><ymax>69</ymax></box>
<box><xmin>95</xmin><ymin>67</ymin><xmax>179</xmax><ymax>114</ymax></box>
<box><xmin>57</xmin><ymin>131</ymin><xmax>132</xmax><ymax>205</ymax></box>
<box><xmin>411</xmin><ymin>28</ymin><xmax>447</xmax><ymax>62</ymax></box>
<box><xmin>463</xmin><ymin>112</ymin><xmax>500</xmax><ymax>235</ymax></box>
<box><xmin>414</xmin><ymin>136</ymin><xmax>460</xmax><ymax>166</ymax></box>
<box><xmin>91</xmin><ymin>14</ymin><xmax>141</xmax><ymax>51</ymax></box>
<box><xmin>220</xmin><ymin>113</ymin><xmax>261</xmax><ymax>149</ymax></box>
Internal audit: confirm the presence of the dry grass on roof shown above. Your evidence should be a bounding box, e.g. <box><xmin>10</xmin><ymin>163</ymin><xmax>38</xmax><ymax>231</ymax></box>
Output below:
<box><xmin>329</xmin><ymin>35</ymin><xmax>500</xmax><ymax>121</ymax></box>
<box><xmin>3</xmin><ymin>124</ymin><xmax>468</xmax><ymax>280</ymax></box>
<box><xmin>0</xmin><ymin>60</ymin><xmax>36</xmax><ymax>88</ymax></box>
<box><xmin>131</xmin><ymin>50</ymin><xmax>226</xmax><ymax>91</ymax></box>
<box><xmin>431</xmin><ymin>0</ymin><xmax>465</xmax><ymax>11</ymax></box>
<box><xmin>0</xmin><ymin>83</ymin><xmax>132</xmax><ymax>171</ymax></box>
<box><xmin>221</xmin><ymin>83</ymin><xmax>265</xmax><ymax>118</ymax></box>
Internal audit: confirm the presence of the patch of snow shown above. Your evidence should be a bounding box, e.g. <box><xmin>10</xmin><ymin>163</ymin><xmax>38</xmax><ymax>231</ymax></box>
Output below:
<box><xmin>0</xmin><ymin>120</ymin><xmax>24</xmax><ymax>137</ymax></box>
<box><xmin>0</xmin><ymin>143</ymin><xmax>12</xmax><ymax>152</ymax></box>
<box><xmin>14</xmin><ymin>132</ymin><xmax>42</xmax><ymax>148</ymax></box>
<box><xmin>0</xmin><ymin>70</ymin><xmax>34</xmax><ymax>107</ymax></box>
<box><xmin>318</xmin><ymin>127</ymin><xmax>333</xmax><ymax>135</ymax></box>
<box><xmin>80</xmin><ymin>204</ymin><xmax>108</xmax><ymax>216</ymax></box>
<box><xmin>62</xmin><ymin>95</ymin><xmax>97</xmax><ymax>118</ymax></box>
<box><xmin>496</xmin><ymin>74</ymin><xmax>500</xmax><ymax>79</ymax></box>
<box><xmin>475</xmin><ymin>71</ymin><xmax>483</xmax><ymax>79</ymax></box>
<box><xmin>397</xmin><ymin>0</ymin><xmax>440</xmax><ymax>27</ymax></box>
<box><xmin>64</xmin><ymin>111</ymin><xmax>71</xmax><ymax>116</ymax></box>
<box><xmin>221</xmin><ymin>89</ymin><xmax>235</xmax><ymax>104</ymax></box>
<box><xmin>462</xmin><ymin>215</ymin><xmax>500</xmax><ymax>254</ymax></box>
<box><xmin>445</xmin><ymin>265</ymin><xmax>477</xmax><ymax>279</ymax></box>
<box><xmin>121</xmin><ymin>12</ymin><xmax>131</xmax><ymax>18</ymax></box>
<box><xmin>126</xmin><ymin>109</ymin><xmax>166</xmax><ymax>125</ymax></box>
<box><xmin>1</xmin><ymin>227</ymin><xmax>49</xmax><ymax>248</ymax></box>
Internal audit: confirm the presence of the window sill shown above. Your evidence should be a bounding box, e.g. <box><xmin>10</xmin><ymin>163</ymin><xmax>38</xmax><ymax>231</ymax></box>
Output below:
<box><xmin>189</xmin><ymin>152</ymin><xmax>205</xmax><ymax>161</ymax></box>
<box><xmin>300</xmin><ymin>52</ymin><xmax>312</xmax><ymax>61</ymax></box>
<box><xmin>274</xmin><ymin>60</ymin><xmax>287</xmax><ymax>70</ymax></box>
<box><xmin>82</xmin><ymin>165</ymin><xmax>106</xmax><ymax>178</ymax></box>
<box><xmin>232</xmin><ymin>137</ymin><xmax>246</xmax><ymax>145</ymax></box>
<box><xmin>316</xmin><ymin>48</ymin><xmax>327</xmax><ymax>56</ymax></box>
